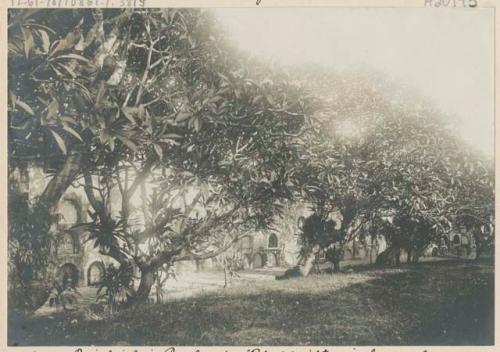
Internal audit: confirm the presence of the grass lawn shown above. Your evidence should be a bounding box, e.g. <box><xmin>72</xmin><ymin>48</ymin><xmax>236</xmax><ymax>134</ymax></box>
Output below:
<box><xmin>9</xmin><ymin>259</ymin><xmax>494</xmax><ymax>346</ymax></box>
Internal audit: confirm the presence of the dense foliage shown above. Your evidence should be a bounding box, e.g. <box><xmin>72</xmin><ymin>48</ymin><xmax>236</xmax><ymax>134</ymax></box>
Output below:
<box><xmin>294</xmin><ymin>69</ymin><xmax>494</xmax><ymax>268</ymax></box>
<box><xmin>8</xmin><ymin>9</ymin><xmax>494</xmax><ymax>312</ymax></box>
<box><xmin>8</xmin><ymin>8</ymin><xmax>314</xmax><ymax>309</ymax></box>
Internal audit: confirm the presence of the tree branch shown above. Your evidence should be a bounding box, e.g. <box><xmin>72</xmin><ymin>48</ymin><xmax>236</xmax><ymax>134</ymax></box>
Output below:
<box><xmin>175</xmin><ymin>233</ymin><xmax>251</xmax><ymax>262</ymax></box>
<box><xmin>83</xmin><ymin>171</ymin><xmax>106</xmax><ymax>217</ymax></box>
<box><xmin>125</xmin><ymin>160</ymin><xmax>153</xmax><ymax>201</ymax></box>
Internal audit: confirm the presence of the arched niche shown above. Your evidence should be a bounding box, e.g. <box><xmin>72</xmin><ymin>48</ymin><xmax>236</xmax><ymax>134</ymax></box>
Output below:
<box><xmin>268</xmin><ymin>233</ymin><xmax>278</xmax><ymax>249</ymax></box>
<box><xmin>59</xmin><ymin>232</ymin><xmax>80</xmax><ymax>255</ymax></box>
<box><xmin>57</xmin><ymin>263</ymin><xmax>80</xmax><ymax>288</ymax></box>
<box><xmin>253</xmin><ymin>253</ymin><xmax>264</xmax><ymax>268</ymax></box>
<box><xmin>87</xmin><ymin>261</ymin><xmax>105</xmax><ymax>287</ymax></box>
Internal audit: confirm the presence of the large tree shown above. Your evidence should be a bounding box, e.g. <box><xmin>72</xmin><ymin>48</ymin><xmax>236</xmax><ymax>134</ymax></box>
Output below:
<box><xmin>8</xmin><ymin>8</ymin><xmax>313</xmax><ymax>310</ymax></box>
<box><xmin>9</xmin><ymin>8</ymin><xmax>134</xmax><ymax>311</ymax></box>
<box><xmin>289</xmin><ymin>68</ymin><xmax>494</xmax><ymax>271</ymax></box>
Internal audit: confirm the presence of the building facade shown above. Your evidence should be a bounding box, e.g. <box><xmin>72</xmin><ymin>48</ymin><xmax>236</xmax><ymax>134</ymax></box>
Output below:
<box><xmin>11</xmin><ymin>165</ymin><xmax>476</xmax><ymax>290</ymax></box>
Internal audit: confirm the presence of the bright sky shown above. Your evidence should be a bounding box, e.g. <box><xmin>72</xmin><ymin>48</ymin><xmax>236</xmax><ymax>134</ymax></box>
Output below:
<box><xmin>214</xmin><ymin>8</ymin><xmax>494</xmax><ymax>156</ymax></box>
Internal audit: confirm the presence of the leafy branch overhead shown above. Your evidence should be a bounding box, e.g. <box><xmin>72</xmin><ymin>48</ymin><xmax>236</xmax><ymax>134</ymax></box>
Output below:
<box><xmin>7</xmin><ymin>8</ymin><xmax>494</xmax><ymax>312</ymax></box>
<box><xmin>8</xmin><ymin>8</ymin><xmax>316</xmax><ymax>309</ymax></box>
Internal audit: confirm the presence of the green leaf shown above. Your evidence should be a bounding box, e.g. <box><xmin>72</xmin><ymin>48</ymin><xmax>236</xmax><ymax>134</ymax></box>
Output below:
<box><xmin>56</xmin><ymin>63</ymin><xmax>77</xmax><ymax>78</ymax></box>
<box><xmin>23</xmin><ymin>23</ymin><xmax>56</xmax><ymax>35</ymax></box>
<box><xmin>15</xmin><ymin>98</ymin><xmax>34</xmax><ymax>115</ymax></box>
<box><xmin>159</xmin><ymin>138</ymin><xmax>180</xmax><ymax>146</ymax></box>
<box><xmin>62</xmin><ymin>125</ymin><xmax>83</xmax><ymax>142</ymax></box>
<box><xmin>9</xmin><ymin>91</ymin><xmax>17</xmax><ymax>110</ymax></box>
<box><xmin>175</xmin><ymin>111</ymin><xmax>192</xmax><ymax>123</ymax></box>
<box><xmin>116</xmin><ymin>135</ymin><xmax>138</xmax><ymax>153</ymax></box>
<box><xmin>163</xmin><ymin>133</ymin><xmax>183</xmax><ymax>140</ymax></box>
<box><xmin>193</xmin><ymin>117</ymin><xmax>201</xmax><ymax>132</ymax></box>
<box><xmin>95</xmin><ymin>82</ymin><xmax>106</xmax><ymax>107</ymax></box>
<box><xmin>46</xmin><ymin>99</ymin><xmax>59</xmax><ymax>120</ymax></box>
<box><xmin>49</xmin><ymin>39</ymin><xmax>67</xmax><ymax>55</ymax></box>
<box><xmin>153</xmin><ymin>144</ymin><xmax>163</xmax><ymax>159</ymax></box>
<box><xmin>49</xmin><ymin>129</ymin><xmax>67</xmax><ymax>155</ymax></box>
<box><xmin>208</xmin><ymin>95</ymin><xmax>223</xmax><ymax>104</ymax></box>
<box><xmin>52</xmin><ymin>53</ymin><xmax>90</xmax><ymax>63</ymax></box>
<box><xmin>121</xmin><ymin>107</ymin><xmax>137</xmax><ymax>124</ymax></box>
<box><xmin>20</xmin><ymin>27</ymin><xmax>34</xmax><ymax>58</ymax></box>
<box><xmin>98</xmin><ymin>130</ymin><xmax>111</xmax><ymax>144</ymax></box>
<box><xmin>61</xmin><ymin>116</ymin><xmax>78</xmax><ymax>125</ymax></box>
<box><xmin>50</xmin><ymin>64</ymin><xmax>64</xmax><ymax>77</ymax></box>
<box><xmin>38</xmin><ymin>29</ymin><xmax>50</xmax><ymax>53</ymax></box>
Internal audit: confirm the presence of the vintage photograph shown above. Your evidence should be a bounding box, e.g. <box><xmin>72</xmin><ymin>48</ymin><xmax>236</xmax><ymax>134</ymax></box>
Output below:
<box><xmin>6</xmin><ymin>6</ymin><xmax>495</xmax><ymax>347</ymax></box>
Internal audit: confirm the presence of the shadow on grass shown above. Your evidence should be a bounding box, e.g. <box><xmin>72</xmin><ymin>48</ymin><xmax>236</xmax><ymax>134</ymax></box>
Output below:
<box><xmin>339</xmin><ymin>257</ymin><xmax>492</xmax><ymax>273</ymax></box>
<box><xmin>9</xmin><ymin>259</ymin><xmax>494</xmax><ymax>346</ymax></box>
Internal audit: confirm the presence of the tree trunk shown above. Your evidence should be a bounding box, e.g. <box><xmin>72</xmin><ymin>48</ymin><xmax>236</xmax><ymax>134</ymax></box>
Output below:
<box><xmin>275</xmin><ymin>245</ymin><xmax>320</xmax><ymax>280</ymax></box>
<box><xmin>474</xmin><ymin>233</ymin><xmax>483</xmax><ymax>260</ymax></box>
<box><xmin>223</xmin><ymin>266</ymin><xmax>228</xmax><ymax>288</ymax></box>
<box><xmin>36</xmin><ymin>150</ymin><xmax>84</xmax><ymax>213</ymax></box>
<box><xmin>11</xmin><ymin>151</ymin><xmax>84</xmax><ymax>313</ymax></box>
<box><xmin>155</xmin><ymin>275</ymin><xmax>162</xmax><ymax>304</ymax></box>
<box><xmin>369</xmin><ymin>236</ymin><xmax>375</xmax><ymax>264</ymax></box>
<box><xmin>299</xmin><ymin>245</ymin><xmax>320</xmax><ymax>276</ymax></box>
<box><xmin>476</xmin><ymin>244</ymin><xmax>483</xmax><ymax>260</ymax></box>
<box><xmin>376</xmin><ymin>246</ymin><xmax>401</xmax><ymax>267</ymax></box>
<box><xmin>333</xmin><ymin>259</ymin><xmax>341</xmax><ymax>272</ymax></box>
<box><xmin>131</xmin><ymin>266</ymin><xmax>156</xmax><ymax>305</ymax></box>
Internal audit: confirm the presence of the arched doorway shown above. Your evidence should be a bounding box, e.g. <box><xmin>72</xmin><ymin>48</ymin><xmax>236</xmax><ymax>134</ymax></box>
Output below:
<box><xmin>343</xmin><ymin>248</ymin><xmax>353</xmax><ymax>260</ymax></box>
<box><xmin>243</xmin><ymin>254</ymin><xmax>252</xmax><ymax>269</ymax></box>
<box><xmin>267</xmin><ymin>253</ymin><xmax>276</xmax><ymax>267</ymax></box>
<box><xmin>87</xmin><ymin>261</ymin><xmax>105</xmax><ymax>287</ymax></box>
<box><xmin>432</xmin><ymin>247</ymin><xmax>439</xmax><ymax>257</ymax></box>
<box><xmin>253</xmin><ymin>253</ymin><xmax>264</xmax><ymax>268</ymax></box>
<box><xmin>268</xmin><ymin>234</ymin><xmax>278</xmax><ymax>249</ymax></box>
<box><xmin>266</xmin><ymin>252</ymin><xmax>279</xmax><ymax>267</ymax></box>
<box><xmin>60</xmin><ymin>232</ymin><xmax>79</xmax><ymax>255</ymax></box>
<box><xmin>57</xmin><ymin>263</ymin><xmax>79</xmax><ymax>288</ymax></box>
<box><xmin>452</xmin><ymin>234</ymin><xmax>462</xmax><ymax>256</ymax></box>
<box><xmin>461</xmin><ymin>235</ymin><xmax>472</xmax><ymax>256</ymax></box>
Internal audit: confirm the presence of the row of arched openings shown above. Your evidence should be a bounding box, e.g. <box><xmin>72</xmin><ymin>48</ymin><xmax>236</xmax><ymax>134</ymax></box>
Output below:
<box><xmin>58</xmin><ymin>234</ymin><xmax>280</xmax><ymax>287</ymax></box>
<box><xmin>56</xmin><ymin>261</ymin><xmax>105</xmax><ymax>288</ymax></box>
